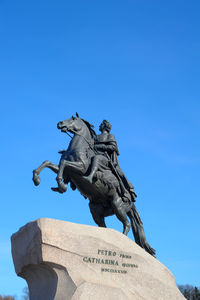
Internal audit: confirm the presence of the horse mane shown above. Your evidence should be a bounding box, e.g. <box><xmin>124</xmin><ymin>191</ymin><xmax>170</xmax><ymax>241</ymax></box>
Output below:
<box><xmin>81</xmin><ymin>118</ymin><xmax>97</xmax><ymax>139</ymax></box>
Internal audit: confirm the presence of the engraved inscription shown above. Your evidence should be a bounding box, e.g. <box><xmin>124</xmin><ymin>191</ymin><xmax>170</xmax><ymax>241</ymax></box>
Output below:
<box><xmin>83</xmin><ymin>249</ymin><xmax>139</xmax><ymax>274</ymax></box>
<box><xmin>120</xmin><ymin>253</ymin><xmax>131</xmax><ymax>259</ymax></box>
<box><xmin>83</xmin><ymin>257</ymin><xmax>118</xmax><ymax>266</ymax></box>
<box><xmin>101</xmin><ymin>268</ymin><xmax>127</xmax><ymax>274</ymax></box>
<box><xmin>98</xmin><ymin>249</ymin><xmax>116</xmax><ymax>256</ymax></box>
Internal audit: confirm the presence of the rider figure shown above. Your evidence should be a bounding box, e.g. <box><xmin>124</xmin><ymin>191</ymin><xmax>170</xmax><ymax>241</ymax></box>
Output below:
<box><xmin>84</xmin><ymin>120</ymin><xmax>137</xmax><ymax>202</ymax></box>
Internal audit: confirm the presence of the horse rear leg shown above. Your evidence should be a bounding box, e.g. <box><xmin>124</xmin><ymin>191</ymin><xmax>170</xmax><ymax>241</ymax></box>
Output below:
<box><xmin>112</xmin><ymin>196</ymin><xmax>131</xmax><ymax>236</ymax></box>
<box><xmin>33</xmin><ymin>161</ymin><xmax>59</xmax><ymax>186</ymax></box>
<box><xmin>89</xmin><ymin>202</ymin><xmax>107</xmax><ymax>228</ymax></box>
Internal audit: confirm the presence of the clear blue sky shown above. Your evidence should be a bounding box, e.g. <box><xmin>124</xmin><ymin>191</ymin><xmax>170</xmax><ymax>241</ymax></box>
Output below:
<box><xmin>0</xmin><ymin>0</ymin><xmax>200</xmax><ymax>298</ymax></box>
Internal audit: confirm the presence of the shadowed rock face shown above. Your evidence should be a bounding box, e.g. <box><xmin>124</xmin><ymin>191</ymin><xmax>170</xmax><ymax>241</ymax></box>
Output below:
<box><xmin>11</xmin><ymin>218</ymin><xmax>185</xmax><ymax>300</ymax></box>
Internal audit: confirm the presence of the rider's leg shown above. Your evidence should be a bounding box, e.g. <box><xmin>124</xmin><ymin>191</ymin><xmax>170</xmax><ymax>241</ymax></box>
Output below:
<box><xmin>84</xmin><ymin>155</ymin><xmax>105</xmax><ymax>183</ymax></box>
<box><xmin>111</xmin><ymin>194</ymin><xmax>131</xmax><ymax>235</ymax></box>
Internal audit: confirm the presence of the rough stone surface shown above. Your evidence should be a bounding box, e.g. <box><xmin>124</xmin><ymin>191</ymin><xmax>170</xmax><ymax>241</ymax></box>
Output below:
<box><xmin>11</xmin><ymin>218</ymin><xmax>185</xmax><ymax>300</ymax></box>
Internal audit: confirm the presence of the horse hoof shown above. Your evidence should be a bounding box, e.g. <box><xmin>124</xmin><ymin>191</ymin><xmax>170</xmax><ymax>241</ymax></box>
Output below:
<box><xmin>59</xmin><ymin>183</ymin><xmax>67</xmax><ymax>193</ymax></box>
<box><xmin>123</xmin><ymin>223</ymin><xmax>131</xmax><ymax>236</ymax></box>
<box><xmin>32</xmin><ymin>171</ymin><xmax>40</xmax><ymax>186</ymax></box>
<box><xmin>51</xmin><ymin>187</ymin><xmax>64</xmax><ymax>194</ymax></box>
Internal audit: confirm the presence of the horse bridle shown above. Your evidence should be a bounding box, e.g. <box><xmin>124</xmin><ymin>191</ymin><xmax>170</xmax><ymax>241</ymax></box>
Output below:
<box><xmin>65</xmin><ymin>128</ymin><xmax>97</xmax><ymax>154</ymax></box>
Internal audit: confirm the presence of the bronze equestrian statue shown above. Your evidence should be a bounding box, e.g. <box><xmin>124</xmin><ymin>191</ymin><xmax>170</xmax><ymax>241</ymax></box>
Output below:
<box><xmin>33</xmin><ymin>113</ymin><xmax>155</xmax><ymax>256</ymax></box>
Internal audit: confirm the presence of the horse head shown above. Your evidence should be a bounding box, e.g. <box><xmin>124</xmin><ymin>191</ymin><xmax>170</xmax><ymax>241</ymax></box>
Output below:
<box><xmin>57</xmin><ymin>113</ymin><xmax>82</xmax><ymax>134</ymax></box>
<box><xmin>57</xmin><ymin>113</ymin><xmax>96</xmax><ymax>142</ymax></box>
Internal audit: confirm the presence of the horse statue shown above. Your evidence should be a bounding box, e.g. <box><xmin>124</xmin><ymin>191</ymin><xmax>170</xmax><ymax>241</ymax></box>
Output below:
<box><xmin>32</xmin><ymin>113</ymin><xmax>156</xmax><ymax>257</ymax></box>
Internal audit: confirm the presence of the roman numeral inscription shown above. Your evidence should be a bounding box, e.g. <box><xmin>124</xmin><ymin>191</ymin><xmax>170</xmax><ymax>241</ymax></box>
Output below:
<box><xmin>83</xmin><ymin>249</ymin><xmax>138</xmax><ymax>274</ymax></box>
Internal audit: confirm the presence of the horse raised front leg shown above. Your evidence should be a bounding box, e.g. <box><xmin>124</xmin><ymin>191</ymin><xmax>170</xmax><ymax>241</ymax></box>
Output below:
<box><xmin>33</xmin><ymin>161</ymin><xmax>59</xmax><ymax>186</ymax></box>
<box><xmin>53</xmin><ymin>159</ymin><xmax>68</xmax><ymax>193</ymax></box>
<box><xmin>54</xmin><ymin>160</ymin><xmax>86</xmax><ymax>193</ymax></box>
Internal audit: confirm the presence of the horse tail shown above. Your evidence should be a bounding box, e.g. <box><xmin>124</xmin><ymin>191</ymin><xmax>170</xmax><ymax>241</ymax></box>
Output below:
<box><xmin>129</xmin><ymin>204</ymin><xmax>156</xmax><ymax>257</ymax></box>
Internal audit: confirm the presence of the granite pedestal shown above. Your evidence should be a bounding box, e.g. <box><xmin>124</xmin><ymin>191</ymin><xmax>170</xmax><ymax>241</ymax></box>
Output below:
<box><xmin>11</xmin><ymin>218</ymin><xmax>185</xmax><ymax>300</ymax></box>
